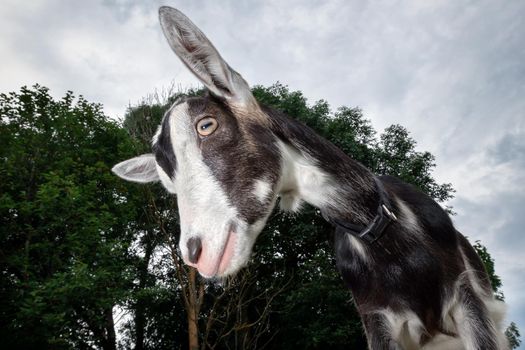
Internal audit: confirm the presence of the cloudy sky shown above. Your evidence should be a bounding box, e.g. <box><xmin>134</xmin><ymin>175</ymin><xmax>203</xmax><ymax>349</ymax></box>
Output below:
<box><xmin>2</xmin><ymin>0</ymin><xmax>524</xmax><ymax>343</ymax></box>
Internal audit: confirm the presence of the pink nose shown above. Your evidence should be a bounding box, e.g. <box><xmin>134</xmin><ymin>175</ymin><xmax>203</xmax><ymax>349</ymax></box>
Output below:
<box><xmin>186</xmin><ymin>237</ymin><xmax>202</xmax><ymax>264</ymax></box>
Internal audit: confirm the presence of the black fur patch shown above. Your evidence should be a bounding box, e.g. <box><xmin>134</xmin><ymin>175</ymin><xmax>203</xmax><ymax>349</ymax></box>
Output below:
<box><xmin>153</xmin><ymin>106</ymin><xmax>179</xmax><ymax>179</ymax></box>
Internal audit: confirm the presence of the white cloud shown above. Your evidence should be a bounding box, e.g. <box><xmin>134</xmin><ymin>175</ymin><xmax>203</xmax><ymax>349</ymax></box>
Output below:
<box><xmin>0</xmin><ymin>0</ymin><xmax>195</xmax><ymax>117</ymax></box>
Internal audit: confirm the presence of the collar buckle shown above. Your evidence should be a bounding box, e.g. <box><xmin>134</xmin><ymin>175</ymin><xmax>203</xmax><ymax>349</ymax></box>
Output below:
<box><xmin>329</xmin><ymin>177</ymin><xmax>397</xmax><ymax>244</ymax></box>
<box><xmin>382</xmin><ymin>204</ymin><xmax>397</xmax><ymax>221</ymax></box>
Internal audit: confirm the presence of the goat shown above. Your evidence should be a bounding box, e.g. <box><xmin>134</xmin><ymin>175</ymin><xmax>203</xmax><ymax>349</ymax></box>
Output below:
<box><xmin>112</xmin><ymin>7</ymin><xmax>508</xmax><ymax>349</ymax></box>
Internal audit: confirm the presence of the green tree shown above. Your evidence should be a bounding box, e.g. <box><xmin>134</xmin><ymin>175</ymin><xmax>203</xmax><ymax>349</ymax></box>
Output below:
<box><xmin>0</xmin><ymin>85</ymin><xmax>140</xmax><ymax>349</ymax></box>
<box><xmin>506</xmin><ymin>322</ymin><xmax>522</xmax><ymax>349</ymax></box>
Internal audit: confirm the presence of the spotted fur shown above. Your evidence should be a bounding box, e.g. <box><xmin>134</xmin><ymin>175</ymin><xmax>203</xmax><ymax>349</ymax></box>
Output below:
<box><xmin>112</xmin><ymin>7</ymin><xmax>509</xmax><ymax>349</ymax></box>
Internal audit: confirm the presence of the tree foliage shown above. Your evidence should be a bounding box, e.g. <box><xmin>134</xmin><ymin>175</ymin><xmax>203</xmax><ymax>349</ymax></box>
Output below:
<box><xmin>0</xmin><ymin>83</ymin><xmax>519</xmax><ymax>349</ymax></box>
<box><xmin>0</xmin><ymin>85</ymin><xmax>140</xmax><ymax>349</ymax></box>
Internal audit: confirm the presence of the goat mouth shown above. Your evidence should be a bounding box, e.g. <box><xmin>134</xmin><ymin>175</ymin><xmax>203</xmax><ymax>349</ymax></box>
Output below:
<box><xmin>195</xmin><ymin>222</ymin><xmax>237</xmax><ymax>278</ymax></box>
<box><xmin>217</xmin><ymin>223</ymin><xmax>237</xmax><ymax>276</ymax></box>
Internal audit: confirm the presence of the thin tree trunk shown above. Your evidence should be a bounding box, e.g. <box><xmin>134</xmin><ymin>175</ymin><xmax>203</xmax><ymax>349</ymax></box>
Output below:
<box><xmin>188</xmin><ymin>310</ymin><xmax>199</xmax><ymax>350</ymax></box>
<box><xmin>187</xmin><ymin>268</ymin><xmax>200</xmax><ymax>350</ymax></box>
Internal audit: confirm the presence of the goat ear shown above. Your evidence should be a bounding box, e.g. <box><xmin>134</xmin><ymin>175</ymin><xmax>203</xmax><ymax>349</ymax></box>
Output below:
<box><xmin>159</xmin><ymin>6</ymin><xmax>255</xmax><ymax>108</ymax></box>
<box><xmin>112</xmin><ymin>154</ymin><xmax>159</xmax><ymax>183</ymax></box>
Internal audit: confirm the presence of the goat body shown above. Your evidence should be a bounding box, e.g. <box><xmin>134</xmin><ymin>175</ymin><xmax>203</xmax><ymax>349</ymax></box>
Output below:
<box><xmin>267</xmin><ymin>105</ymin><xmax>508</xmax><ymax>349</ymax></box>
<box><xmin>112</xmin><ymin>7</ymin><xmax>509</xmax><ymax>349</ymax></box>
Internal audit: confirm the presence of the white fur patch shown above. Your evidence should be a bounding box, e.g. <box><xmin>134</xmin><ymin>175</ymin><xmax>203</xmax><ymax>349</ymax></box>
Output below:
<box><xmin>452</xmin><ymin>303</ymin><xmax>481</xmax><ymax>349</ymax></box>
<box><xmin>396</xmin><ymin>198</ymin><xmax>420</xmax><ymax>234</ymax></box>
<box><xmin>440</xmin><ymin>291</ymin><xmax>459</xmax><ymax>335</ymax></box>
<box><xmin>422</xmin><ymin>333</ymin><xmax>464</xmax><ymax>350</ymax></box>
<box><xmin>373</xmin><ymin>307</ymin><xmax>470</xmax><ymax>349</ymax></box>
<box><xmin>379</xmin><ymin>309</ymin><xmax>425</xmax><ymax>349</ymax></box>
<box><xmin>276</xmin><ymin>140</ymin><xmax>336</xmax><ymax>212</ymax></box>
<box><xmin>151</xmin><ymin>124</ymin><xmax>162</xmax><ymax>146</ymax></box>
<box><xmin>439</xmin><ymin>259</ymin><xmax>508</xmax><ymax>350</ymax></box>
<box><xmin>253</xmin><ymin>178</ymin><xmax>272</xmax><ymax>203</ymax></box>
<box><xmin>347</xmin><ymin>235</ymin><xmax>369</xmax><ymax>262</ymax></box>
<box><xmin>455</xmin><ymin>247</ymin><xmax>508</xmax><ymax>349</ymax></box>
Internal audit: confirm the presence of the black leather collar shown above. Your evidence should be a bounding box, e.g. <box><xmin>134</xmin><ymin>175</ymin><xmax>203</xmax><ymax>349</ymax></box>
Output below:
<box><xmin>326</xmin><ymin>176</ymin><xmax>397</xmax><ymax>244</ymax></box>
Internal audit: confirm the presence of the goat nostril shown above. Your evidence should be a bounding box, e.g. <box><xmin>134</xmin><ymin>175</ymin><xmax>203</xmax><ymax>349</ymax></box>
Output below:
<box><xmin>187</xmin><ymin>237</ymin><xmax>202</xmax><ymax>264</ymax></box>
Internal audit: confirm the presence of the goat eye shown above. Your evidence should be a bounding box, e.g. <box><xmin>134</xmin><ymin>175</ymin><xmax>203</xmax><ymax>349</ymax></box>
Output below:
<box><xmin>196</xmin><ymin>117</ymin><xmax>218</xmax><ymax>136</ymax></box>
